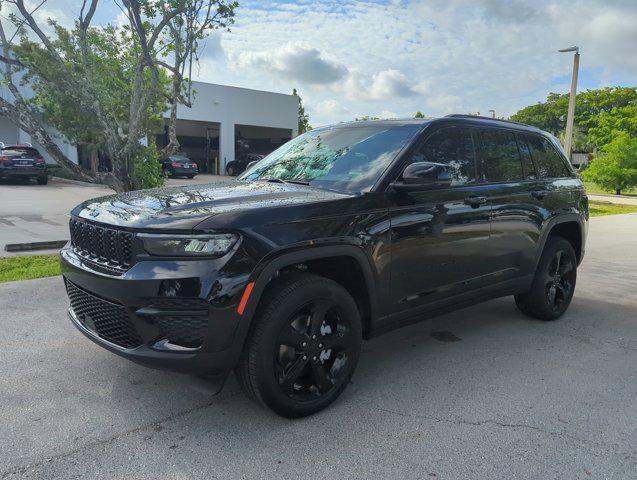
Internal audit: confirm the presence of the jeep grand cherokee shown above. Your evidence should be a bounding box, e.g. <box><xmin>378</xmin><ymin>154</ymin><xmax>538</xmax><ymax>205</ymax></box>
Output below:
<box><xmin>61</xmin><ymin>115</ymin><xmax>588</xmax><ymax>417</ymax></box>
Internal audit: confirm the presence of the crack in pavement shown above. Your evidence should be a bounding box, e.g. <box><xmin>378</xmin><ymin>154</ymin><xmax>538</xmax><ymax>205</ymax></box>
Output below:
<box><xmin>1</xmin><ymin>389</ymin><xmax>243</xmax><ymax>479</ymax></box>
<box><xmin>376</xmin><ymin>406</ymin><xmax>637</xmax><ymax>459</ymax></box>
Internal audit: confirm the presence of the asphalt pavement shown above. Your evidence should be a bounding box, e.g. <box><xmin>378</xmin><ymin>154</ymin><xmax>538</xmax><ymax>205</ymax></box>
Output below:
<box><xmin>0</xmin><ymin>214</ymin><xmax>635</xmax><ymax>479</ymax></box>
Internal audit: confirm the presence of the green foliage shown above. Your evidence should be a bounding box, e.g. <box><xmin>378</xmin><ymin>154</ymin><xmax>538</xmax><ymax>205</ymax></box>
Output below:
<box><xmin>414</xmin><ymin>111</ymin><xmax>425</xmax><ymax>118</ymax></box>
<box><xmin>582</xmin><ymin>133</ymin><xmax>637</xmax><ymax>195</ymax></box>
<box><xmin>293</xmin><ymin>88</ymin><xmax>312</xmax><ymax>134</ymax></box>
<box><xmin>13</xmin><ymin>24</ymin><xmax>167</xmax><ymax>156</ymax></box>
<box><xmin>588</xmin><ymin>104</ymin><xmax>637</xmax><ymax>148</ymax></box>
<box><xmin>510</xmin><ymin>87</ymin><xmax>637</xmax><ymax>149</ymax></box>
<box><xmin>132</xmin><ymin>143</ymin><xmax>165</xmax><ymax>190</ymax></box>
<box><xmin>354</xmin><ymin>116</ymin><xmax>380</xmax><ymax>121</ymax></box>
<box><xmin>0</xmin><ymin>254</ymin><xmax>60</xmax><ymax>283</ymax></box>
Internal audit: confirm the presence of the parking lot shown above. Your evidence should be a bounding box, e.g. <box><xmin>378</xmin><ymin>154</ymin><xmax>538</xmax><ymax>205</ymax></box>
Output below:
<box><xmin>0</xmin><ymin>213</ymin><xmax>635</xmax><ymax>479</ymax></box>
<box><xmin>0</xmin><ymin>175</ymin><xmax>229</xmax><ymax>256</ymax></box>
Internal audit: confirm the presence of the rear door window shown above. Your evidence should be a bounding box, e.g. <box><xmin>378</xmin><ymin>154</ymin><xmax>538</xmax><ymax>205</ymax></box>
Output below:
<box><xmin>515</xmin><ymin>134</ymin><xmax>537</xmax><ymax>180</ymax></box>
<box><xmin>526</xmin><ymin>135</ymin><xmax>571</xmax><ymax>178</ymax></box>
<box><xmin>478</xmin><ymin>129</ymin><xmax>524</xmax><ymax>183</ymax></box>
<box><xmin>411</xmin><ymin>126</ymin><xmax>477</xmax><ymax>186</ymax></box>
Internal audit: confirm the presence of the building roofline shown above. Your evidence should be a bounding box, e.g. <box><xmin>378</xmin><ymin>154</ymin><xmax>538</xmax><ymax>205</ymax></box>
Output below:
<box><xmin>190</xmin><ymin>80</ymin><xmax>297</xmax><ymax>99</ymax></box>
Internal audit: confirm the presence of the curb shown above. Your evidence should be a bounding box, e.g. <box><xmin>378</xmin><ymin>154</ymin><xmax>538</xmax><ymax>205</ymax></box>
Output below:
<box><xmin>5</xmin><ymin>240</ymin><xmax>68</xmax><ymax>252</ymax></box>
<box><xmin>51</xmin><ymin>176</ymin><xmax>112</xmax><ymax>189</ymax></box>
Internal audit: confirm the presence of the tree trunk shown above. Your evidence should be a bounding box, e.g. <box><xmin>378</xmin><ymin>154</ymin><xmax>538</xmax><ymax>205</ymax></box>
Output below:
<box><xmin>89</xmin><ymin>150</ymin><xmax>99</xmax><ymax>173</ymax></box>
<box><xmin>616</xmin><ymin>189</ymin><xmax>621</xmax><ymax>195</ymax></box>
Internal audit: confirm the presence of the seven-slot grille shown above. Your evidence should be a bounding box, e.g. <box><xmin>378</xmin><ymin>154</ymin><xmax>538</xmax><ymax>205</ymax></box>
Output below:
<box><xmin>65</xmin><ymin>280</ymin><xmax>143</xmax><ymax>349</ymax></box>
<box><xmin>69</xmin><ymin>218</ymin><xmax>134</xmax><ymax>273</ymax></box>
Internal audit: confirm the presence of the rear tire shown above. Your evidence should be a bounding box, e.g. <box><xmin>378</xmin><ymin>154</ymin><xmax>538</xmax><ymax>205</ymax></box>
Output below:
<box><xmin>515</xmin><ymin>236</ymin><xmax>577</xmax><ymax>321</ymax></box>
<box><xmin>37</xmin><ymin>175</ymin><xmax>48</xmax><ymax>185</ymax></box>
<box><xmin>235</xmin><ymin>273</ymin><xmax>362</xmax><ymax>418</ymax></box>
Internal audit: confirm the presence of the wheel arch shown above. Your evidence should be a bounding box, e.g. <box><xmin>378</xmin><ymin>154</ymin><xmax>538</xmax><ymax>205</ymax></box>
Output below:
<box><xmin>237</xmin><ymin>244</ymin><xmax>379</xmax><ymax>343</ymax></box>
<box><xmin>536</xmin><ymin>214</ymin><xmax>586</xmax><ymax>268</ymax></box>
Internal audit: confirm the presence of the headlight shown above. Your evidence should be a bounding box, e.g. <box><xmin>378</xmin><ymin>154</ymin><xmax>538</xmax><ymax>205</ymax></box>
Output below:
<box><xmin>139</xmin><ymin>233</ymin><xmax>239</xmax><ymax>257</ymax></box>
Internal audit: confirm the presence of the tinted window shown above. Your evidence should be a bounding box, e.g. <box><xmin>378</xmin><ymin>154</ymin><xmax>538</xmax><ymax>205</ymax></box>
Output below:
<box><xmin>410</xmin><ymin>127</ymin><xmax>476</xmax><ymax>186</ymax></box>
<box><xmin>2</xmin><ymin>147</ymin><xmax>40</xmax><ymax>157</ymax></box>
<box><xmin>515</xmin><ymin>134</ymin><xmax>537</xmax><ymax>180</ymax></box>
<box><xmin>240</xmin><ymin>124</ymin><xmax>421</xmax><ymax>193</ymax></box>
<box><xmin>527</xmin><ymin>135</ymin><xmax>571</xmax><ymax>178</ymax></box>
<box><xmin>479</xmin><ymin>129</ymin><xmax>523</xmax><ymax>182</ymax></box>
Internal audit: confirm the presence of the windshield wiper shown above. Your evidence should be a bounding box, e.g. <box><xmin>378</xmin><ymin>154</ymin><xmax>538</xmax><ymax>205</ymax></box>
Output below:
<box><xmin>265</xmin><ymin>178</ymin><xmax>310</xmax><ymax>186</ymax></box>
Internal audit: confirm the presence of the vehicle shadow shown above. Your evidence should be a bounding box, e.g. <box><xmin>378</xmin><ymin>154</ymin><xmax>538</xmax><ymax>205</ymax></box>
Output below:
<box><xmin>105</xmin><ymin>293</ymin><xmax>618</xmax><ymax>432</ymax></box>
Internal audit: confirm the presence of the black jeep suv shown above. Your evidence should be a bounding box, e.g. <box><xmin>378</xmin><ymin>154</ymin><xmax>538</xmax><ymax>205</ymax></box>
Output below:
<box><xmin>61</xmin><ymin>116</ymin><xmax>588</xmax><ymax>418</ymax></box>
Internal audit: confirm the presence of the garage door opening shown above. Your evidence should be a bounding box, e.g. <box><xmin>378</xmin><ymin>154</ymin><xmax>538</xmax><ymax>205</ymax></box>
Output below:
<box><xmin>156</xmin><ymin>119</ymin><xmax>220</xmax><ymax>173</ymax></box>
<box><xmin>228</xmin><ymin>124</ymin><xmax>292</xmax><ymax>175</ymax></box>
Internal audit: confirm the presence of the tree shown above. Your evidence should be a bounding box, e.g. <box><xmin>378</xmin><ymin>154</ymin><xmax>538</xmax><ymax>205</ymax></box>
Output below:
<box><xmin>292</xmin><ymin>88</ymin><xmax>311</xmax><ymax>134</ymax></box>
<box><xmin>13</xmin><ymin>24</ymin><xmax>167</xmax><ymax>175</ymax></box>
<box><xmin>354</xmin><ymin>115</ymin><xmax>380</xmax><ymax>121</ymax></box>
<box><xmin>150</xmin><ymin>0</ymin><xmax>237</xmax><ymax>157</ymax></box>
<box><xmin>510</xmin><ymin>87</ymin><xmax>637</xmax><ymax>149</ymax></box>
<box><xmin>588</xmin><ymin>104</ymin><xmax>637</xmax><ymax>148</ymax></box>
<box><xmin>0</xmin><ymin>0</ymin><xmax>237</xmax><ymax>191</ymax></box>
<box><xmin>414</xmin><ymin>111</ymin><xmax>425</xmax><ymax>118</ymax></box>
<box><xmin>582</xmin><ymin>133</ymin><xmax>637</xmax><ymax>195</ymax></box>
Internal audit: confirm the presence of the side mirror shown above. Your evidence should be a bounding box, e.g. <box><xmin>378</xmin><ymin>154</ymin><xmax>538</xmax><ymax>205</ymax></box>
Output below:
<box><xmin>391</xmin><ymin>162</ymin><xmax>452</xmax><ymax>191</ymax></box>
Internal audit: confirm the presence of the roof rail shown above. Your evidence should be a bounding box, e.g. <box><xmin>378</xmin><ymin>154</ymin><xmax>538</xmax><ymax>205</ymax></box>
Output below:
<box><xmin>444</xmin><ymin>114</ymin><xmax>532</xmax><ymax>128</ymax></box>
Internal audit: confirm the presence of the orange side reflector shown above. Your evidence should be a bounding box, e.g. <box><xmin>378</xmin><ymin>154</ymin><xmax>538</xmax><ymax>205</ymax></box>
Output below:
<box><xmin>237</xmin><ymin>282</ymin><xmax>255</xmax><ymax>316</ymax></box>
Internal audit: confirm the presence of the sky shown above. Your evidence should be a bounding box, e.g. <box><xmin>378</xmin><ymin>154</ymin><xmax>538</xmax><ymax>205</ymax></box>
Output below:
<box><xmin>16</xmin><ymin>0</ymin><xmax>637</xmax><ymax>127</ymax></box>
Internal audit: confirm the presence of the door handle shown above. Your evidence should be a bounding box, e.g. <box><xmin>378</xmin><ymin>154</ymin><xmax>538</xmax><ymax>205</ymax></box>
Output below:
<box><xmin>464</xmin><ymin>196</ymin><xmax>487</xmax><ymax>207</ymax></box>
<box><xmin>531</xmin><ymin>190</ymin><xmax>548</xmax><ymax>200</ymax></box>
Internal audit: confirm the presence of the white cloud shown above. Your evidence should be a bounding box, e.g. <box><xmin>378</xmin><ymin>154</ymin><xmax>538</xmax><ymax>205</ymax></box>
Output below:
<box><xmin>313</xmin><ymin>99</ymin><xmax>351</xmax><ymax>117</ymax></box>
<box><xmin>235</xmin><ymin>44</ymin><xmax>348</xmax><ymax>85</ymax></box>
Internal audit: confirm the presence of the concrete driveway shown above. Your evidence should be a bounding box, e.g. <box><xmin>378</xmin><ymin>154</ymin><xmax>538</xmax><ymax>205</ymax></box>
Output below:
<box><xmin>0</xmin><ymin>174</ymin><xmax>231</xmax><ymax>256</ymax></box>
<box><xmin>0</xmin><ymin>214</ymin><xmax>635</xmax><ymax>479</ymax></box>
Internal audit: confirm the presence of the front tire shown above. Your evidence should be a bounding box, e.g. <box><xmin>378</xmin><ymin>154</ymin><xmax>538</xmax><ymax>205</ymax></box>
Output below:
<box><xmin>235</xmin><ymin>274</ymin><xmax>362</xmax><ymax>418</ymax></box>
<box><xmin>37</xmin><ymin>175</ymin><xmax>48</xmax><ymax>185</ymax></box>
<box><xmin>515</xmin><ymin>236</ymin><xmax>577</xmax><ymax>321</ymax></box>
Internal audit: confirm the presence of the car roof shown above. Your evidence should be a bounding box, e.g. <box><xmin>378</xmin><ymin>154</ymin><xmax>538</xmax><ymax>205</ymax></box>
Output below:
<box><xmin>321</xmin><ymin>115</ymin><xmax>545</xmax><ymax>135</ymax></box>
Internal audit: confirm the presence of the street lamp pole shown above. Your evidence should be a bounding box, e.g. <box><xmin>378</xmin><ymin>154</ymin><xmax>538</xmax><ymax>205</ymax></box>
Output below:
<box><xmin>488</xmin><ymin>109</ymin><xmax>495</xmax><ymax>118</ymax></box>
<box><xmin>559</xmin><ymin>46</ymin><xmax>580</xmax><ymax>161</ymax></box>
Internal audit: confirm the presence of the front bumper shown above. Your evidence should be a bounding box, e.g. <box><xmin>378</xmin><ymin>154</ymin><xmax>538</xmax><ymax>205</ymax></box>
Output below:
<box><xmin>60</xmin><ymin>245</ymin><xmax>250</xmax><ymax>376</ymax></box>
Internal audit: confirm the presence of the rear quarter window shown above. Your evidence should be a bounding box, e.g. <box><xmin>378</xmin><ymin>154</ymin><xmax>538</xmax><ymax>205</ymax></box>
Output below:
<box><xmin>526</xmin><ymin>135</ymin><xmax>572</xmax><ymax>179</ymax></box>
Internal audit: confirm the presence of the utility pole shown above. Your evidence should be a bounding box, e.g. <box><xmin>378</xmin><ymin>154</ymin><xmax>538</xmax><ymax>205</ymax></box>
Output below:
<box><xmin>488</xmin><ymin>109</ymin><xmax>495</xmax><ymax>118</ymax></box>
<box><xmin>559</xmin><ymin>46</ymin><xmax>580</xmax><ymax>161</ymax></box>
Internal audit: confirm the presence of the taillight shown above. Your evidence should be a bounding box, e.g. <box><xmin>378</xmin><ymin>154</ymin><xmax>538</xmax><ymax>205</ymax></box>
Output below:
<box><xmin>35</xmin><ymin>157</ymin><xmax>45</xmax><ymax>165</ymax></box>
<box><xmin>0</xmin><ymin>156</ymin><xmax>10</xmax><ymax>165</ymax></box>
<box><xmin>171</xmin><ymin>162</ymin><xmax>181</xmax><ymax>167</ymax></box>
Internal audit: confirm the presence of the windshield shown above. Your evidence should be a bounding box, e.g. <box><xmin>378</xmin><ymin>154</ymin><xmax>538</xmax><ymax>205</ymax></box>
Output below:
<box><xmin>238</xmin><ymin>124</ymin><xmax>421</xmax><ymax>192</ymax></box>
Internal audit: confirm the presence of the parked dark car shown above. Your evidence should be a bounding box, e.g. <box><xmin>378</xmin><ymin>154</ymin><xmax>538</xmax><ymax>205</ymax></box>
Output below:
<box><xmin>0</xmin><ymin>145</ymin><xmax>48</xmax><ymax>184</ymax></box>
<box><xmin>225</xmin><ymin>153</ymin><xmax>265</xmax><ymax>176</ymax></box>
<box><xmin>161</xmin><ymin>155</ymin><xmax>198</xmax><ymax>178</ymax></box>
<box><xmin>61</xmin><ymin>116</ymin><xmax>588</xmax><ymax>418</ymax></box>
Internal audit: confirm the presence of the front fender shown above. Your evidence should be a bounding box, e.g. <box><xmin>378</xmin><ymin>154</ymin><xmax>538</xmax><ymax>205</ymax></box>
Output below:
<box><xmin>229</xmin><ymin>241</ymin><xmax>379</xmax><ymax>356</ymax></box>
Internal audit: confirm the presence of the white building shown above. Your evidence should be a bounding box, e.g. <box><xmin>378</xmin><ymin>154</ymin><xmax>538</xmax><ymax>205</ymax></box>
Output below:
<box><xmin>0</xmin><ymin>81</ymin><xmax>299</xmax><ymax>174</ymax></box>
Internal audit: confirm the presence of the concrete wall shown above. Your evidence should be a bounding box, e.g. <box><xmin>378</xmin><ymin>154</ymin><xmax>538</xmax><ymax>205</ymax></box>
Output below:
<box><xmin>173</xmin><ymin>82</ymin><xmax>298</xmax><ymax>171</ymax></box>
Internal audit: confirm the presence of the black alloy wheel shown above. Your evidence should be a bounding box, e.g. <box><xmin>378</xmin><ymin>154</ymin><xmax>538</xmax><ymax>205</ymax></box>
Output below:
<box><xmin>275</xmin><ymin>298</ymin><xmax>355</xmax><ymax>401</ymax></box>
<box><xmin>515</xmin><ymin>236</ymin><xmax>577</xmax><ymax>321</ymax></box>
<box><xmin>544</xmin><ymin>249</ymin><xmax>575</xmax><ymax>314</ymax></box>
<box><xmin>236</xmin><ymin>274</ymin><xmax>362</xmax><ymax>418</ymax></box>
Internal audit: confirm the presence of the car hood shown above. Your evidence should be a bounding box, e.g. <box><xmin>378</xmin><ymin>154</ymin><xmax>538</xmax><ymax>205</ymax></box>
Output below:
<box><xmin>72</xmin><ymin>180</ymin><xmax>352</xmax><ymax>230</ymax></box>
